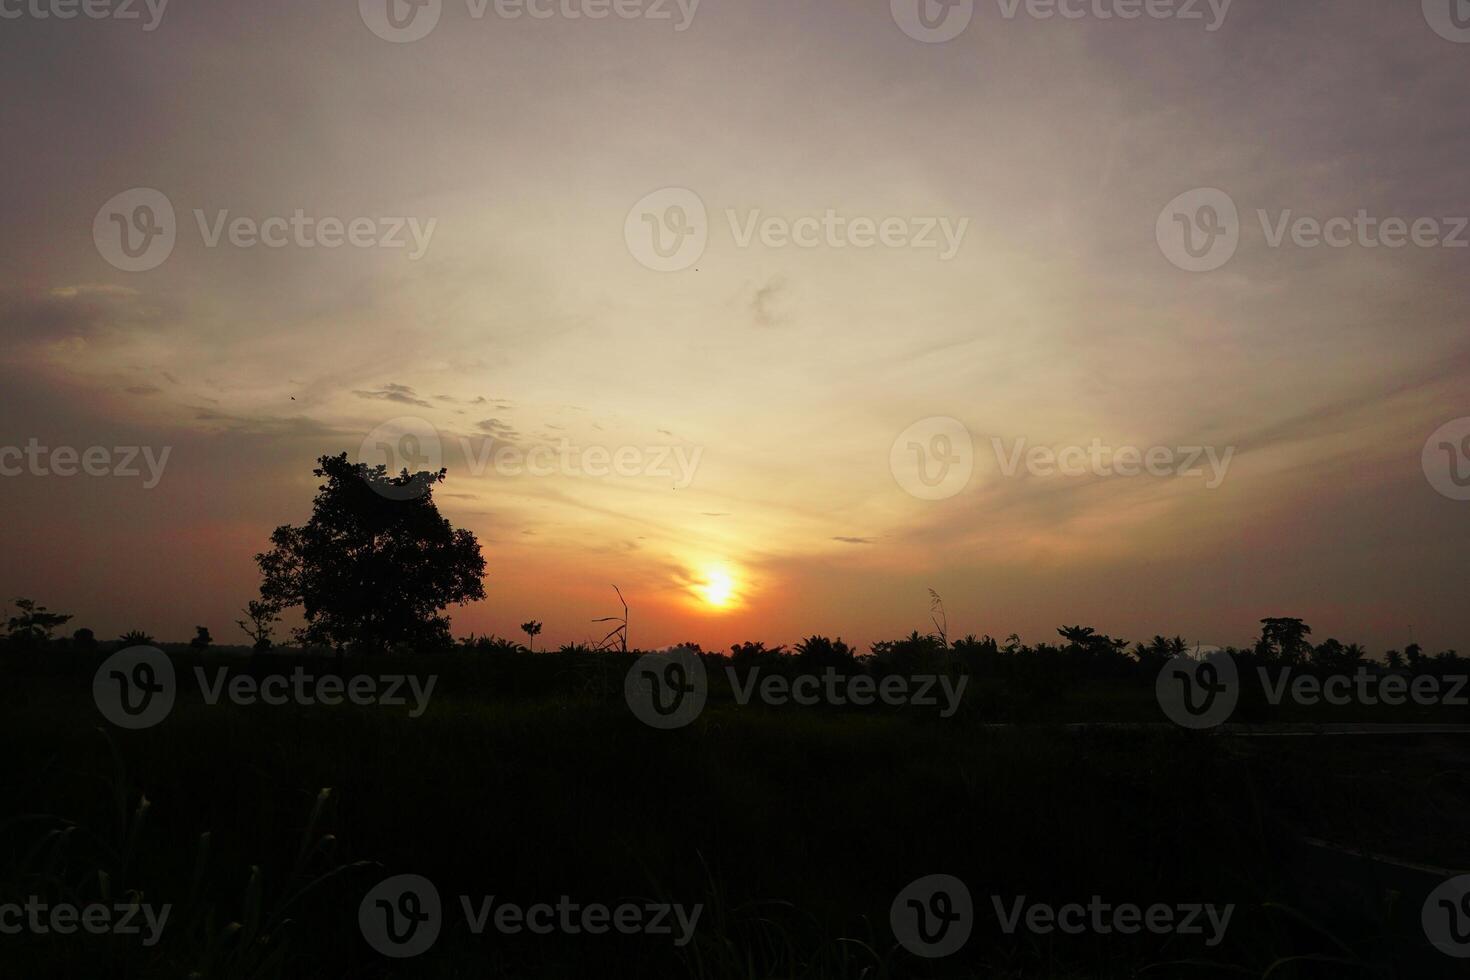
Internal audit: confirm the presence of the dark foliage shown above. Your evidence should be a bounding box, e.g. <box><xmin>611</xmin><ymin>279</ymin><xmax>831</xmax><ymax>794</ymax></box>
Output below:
<box><xmin>254</xmin><ymin>453</ymin><xmax>486</xmax><ymax>653</ymax></box>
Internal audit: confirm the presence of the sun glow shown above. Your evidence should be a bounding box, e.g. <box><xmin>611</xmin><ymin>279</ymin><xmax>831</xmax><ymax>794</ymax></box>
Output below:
<box><xmin>697</xmin><ymin>567</ymin><xmax>736</xmax><ymax>610</ymax></box>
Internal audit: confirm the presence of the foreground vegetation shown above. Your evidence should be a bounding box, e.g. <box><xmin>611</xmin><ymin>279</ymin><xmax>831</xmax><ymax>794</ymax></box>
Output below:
<box><xmin>3</xmin><ymin>639</ymin><xmax>1468</xmax><ymax>978</ymax></box>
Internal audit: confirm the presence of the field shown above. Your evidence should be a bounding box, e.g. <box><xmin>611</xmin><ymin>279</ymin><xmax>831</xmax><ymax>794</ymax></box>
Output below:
<box><xmin>3</xmin><ymin>646</ymin><xmax>1469</xmax><ymax>979</ymax></box>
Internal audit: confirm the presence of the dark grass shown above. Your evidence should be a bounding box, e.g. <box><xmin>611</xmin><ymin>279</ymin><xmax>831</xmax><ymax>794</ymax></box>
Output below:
<box><xmin>3</xmin><ymin>650</ymin><xmax>1469</xmax><ymax>978</ymax></box>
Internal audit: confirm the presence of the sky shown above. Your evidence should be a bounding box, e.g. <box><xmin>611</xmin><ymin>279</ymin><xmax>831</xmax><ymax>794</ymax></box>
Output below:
<box><xmin>2</xmin><ymin>0</ymin><xmax>1468</xmax><ymax>654</ymax></box>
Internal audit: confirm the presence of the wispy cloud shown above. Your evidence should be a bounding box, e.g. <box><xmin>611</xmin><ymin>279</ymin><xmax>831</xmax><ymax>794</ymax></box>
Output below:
<box><xmin>352</xmin><ymin>383</ymin><xmax>433</xmax><ymax>408</ymax></box>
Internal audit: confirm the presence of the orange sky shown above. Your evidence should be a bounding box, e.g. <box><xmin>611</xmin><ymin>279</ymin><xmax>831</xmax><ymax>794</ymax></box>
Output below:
<box><xmin>2</xmin><ymin>1</ymin><xmax>1468</xmax><ymax>653</ymax></box>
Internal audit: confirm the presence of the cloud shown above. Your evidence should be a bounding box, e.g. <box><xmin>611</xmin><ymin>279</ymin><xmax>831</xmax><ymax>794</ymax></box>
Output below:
<box><xmin>832</xmin><ymin>536</ymin><xmax>873</xmax><ymax>545</ymax></box>
<box><xmin>0</xmin><ymin>284</ymin><xmax>148</xmax><ymax>347</ymax></box>
<box><xmin>476</xmin><ymin>418</ymin><xmax>519</xmax><ymax>440</ymax></box>
<box><xmin>750</xmin><ymin>276</ymin><xmax>787</xmax><ymax>328</ymax></box>
<box><xmin>352</xmin><ymin>383</ymin><xmax>432</xmax><ymax>408</ymax></box>
<box><xmin>189</xmin><ymin>408</ymin><xmax>343</xmax><ymax>439</ymax></box>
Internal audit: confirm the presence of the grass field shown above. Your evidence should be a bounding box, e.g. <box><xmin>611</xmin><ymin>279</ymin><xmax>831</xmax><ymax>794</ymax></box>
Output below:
<box><xmin>4</xmin><ymin>647</ymin><xmax>1469</xmax><ymax>978</ymax></box>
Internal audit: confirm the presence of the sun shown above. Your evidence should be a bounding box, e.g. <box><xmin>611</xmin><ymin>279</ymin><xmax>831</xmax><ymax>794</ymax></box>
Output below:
<box><xmin>696</xmin><ymin>567</ymin><xmax>736</xmax><ymax>610</ymax></box>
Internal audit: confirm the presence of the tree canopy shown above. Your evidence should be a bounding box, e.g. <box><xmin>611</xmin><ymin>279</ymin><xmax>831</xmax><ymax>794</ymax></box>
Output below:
<box><xmin>255</xmin><ymin>453</ymin><xmax>486</xmax><ymax>652</ymax></box>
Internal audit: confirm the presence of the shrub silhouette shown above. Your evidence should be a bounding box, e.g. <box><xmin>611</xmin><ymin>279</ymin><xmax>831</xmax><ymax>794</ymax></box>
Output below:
<box><xmin>868</xmin><ymin>630</ymin><xmax>944</xmax><ymax>673</ymax></box>
<box><xmin>730</xmin><ymin>640</ymin><xmax>787</xmax><ymax>668</ymax></box>
<box><xmin>460</xmin><ymin>633</ymin><xmax>524</xmax><ymax>654</ymax></box>
<box><xmin>5</xmin><ymin>597</ymin><xmax>72</xmax><ymax>648</ymax></box>
<box><xmin>794</xmin><ymin>634</ymin><xmax>856</xmax><ymax>670</ymax></box>
<box><xmin>254</xmin><ymin>453</ymin><xmax>486</xmax><ymax>653</ymax></box>
<box><xmin>1132</xmin><ymin>635</ymin><xmax>1188</xmax><ymax>671</ymax></box>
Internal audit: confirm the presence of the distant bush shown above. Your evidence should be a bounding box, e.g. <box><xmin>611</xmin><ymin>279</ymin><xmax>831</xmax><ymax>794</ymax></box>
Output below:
<box><xmin>460</xmin><ymin>633</ymin><xmax>526</xmax><ymax>655</ymax></box>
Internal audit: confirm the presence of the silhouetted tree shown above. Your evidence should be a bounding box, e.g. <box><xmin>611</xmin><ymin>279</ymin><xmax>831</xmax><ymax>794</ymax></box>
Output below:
<box><xmin>254</xmin><ymin>453</ymin><xmax>486</xmax><ymax>653</ymax></box>
<box><xmin>1256</xmin><ymin>617</ymin><xmax>1312</xmax><ymax>663</ymax></box>
<box><xmin>71</xmin><ymin>627</ymin><xmax>97</xmax><ymax>651</ymax></box>
<box><xmin>870</xmin><ymin>631</ymin><xmax>945</xmax><ymax>674</ymax></box>
<box><xmin>190</xmin><ymin>626</ymin><xmax>213</xmax><ymax>650</ymax></box>
<box><xmin>951</xmin><ymin>634</ymin><xmax>1001</xmax><ymax>674</ymax></box>
<box><xmin>6</xmin><ymin>598</ymin><xmax>72</xmax><ymax>647</ymax></box>
<box><xmin>1405</xmin><ymin>642</ymin><xmax>1424</xmax><ymax>671</ymax></box>
<box><xmin>236</xmin><ymin>599</ymin><xmax>280</xmax><ymax>652</ymax></box>
<box><xmin>1057</xmin><ymin>625</ymin><xmax>1097</xmax><ymax>646</ymax></box>
<box><xmin>730</xmin><ymin>640</ymin><xmax>786</xmax><ymax>666</ymax></box>
<box><xmin>520</xmin><ymin>620</ymin><xmax>542</xmax><ymax>652</ymax></box>
<box><xmin>1051</xmin><ymin>625</ymin><xmax>1130</xmax><ymax>678</ymax></box>
<box><xmin>118</xmin><ymin>630</ymin><xmax>154</xmax><ymax>647</ymax></box>
<box><xmin>1309</xmin><ymin>638</ymin><xmax>1366</xmax><ymax>669</ymax></box>
<box><xmin>1133</xmin><ymin>635</ymin><xmax>1188</xmax><ymax>670</ymax></box>
<box><xmin>795</xmin><ymin>635</ymin><xmax>856</xmax><ymax>670</ymax></box>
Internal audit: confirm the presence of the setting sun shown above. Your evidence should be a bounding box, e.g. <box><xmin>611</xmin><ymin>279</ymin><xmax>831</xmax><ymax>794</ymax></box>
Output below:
<box><xmin>697</xmin><ymin>567</ymin><xmax>736</xmax><ymax>610</ymax></box>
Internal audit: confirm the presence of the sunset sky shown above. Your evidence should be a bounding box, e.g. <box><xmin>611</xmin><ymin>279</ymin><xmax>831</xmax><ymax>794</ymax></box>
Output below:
<box><xmin>2</xmin><ymin>0</ymin><xmax>1467</xmax><ymax>653</ymax></box>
